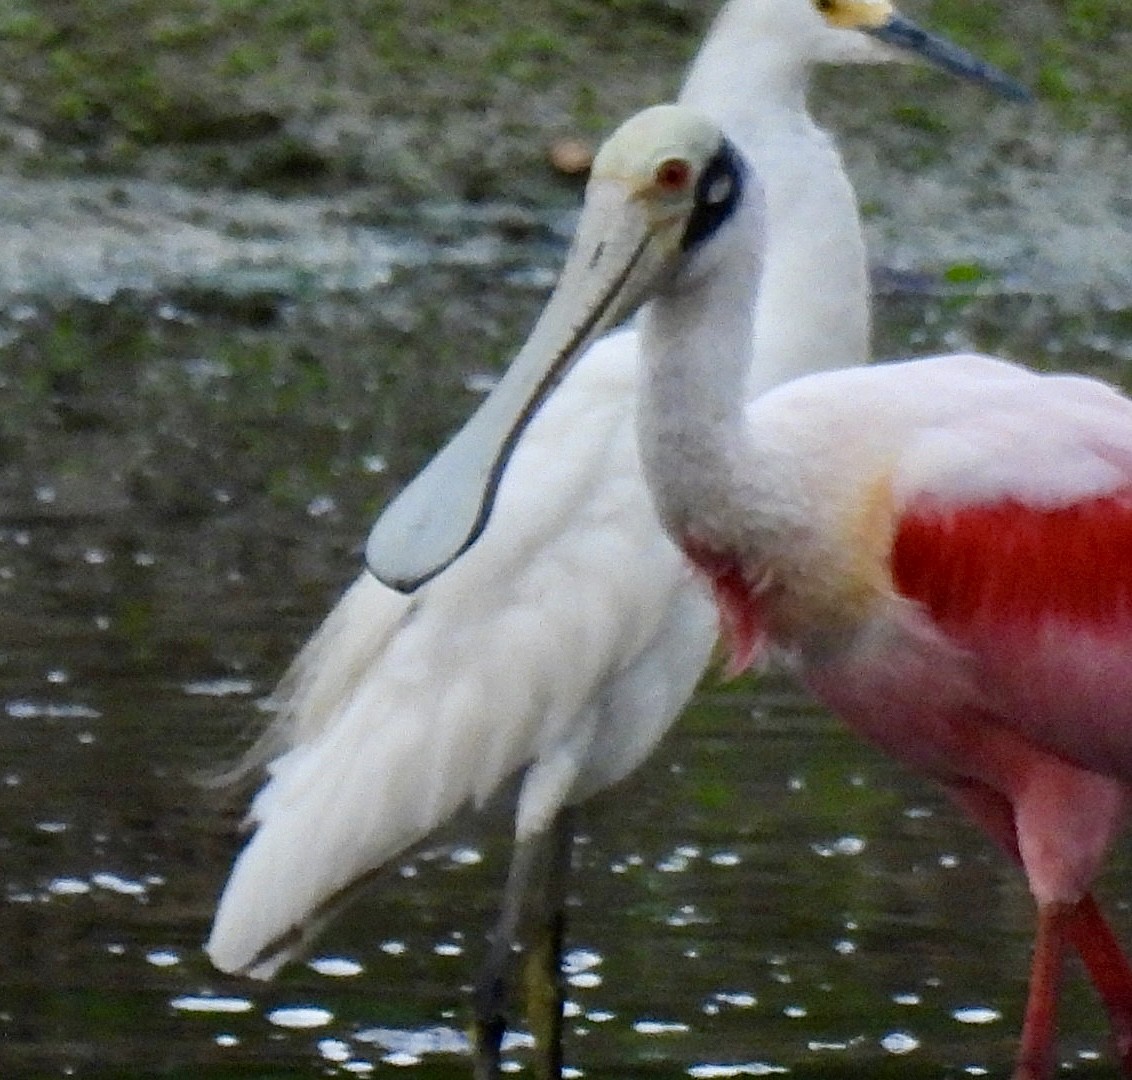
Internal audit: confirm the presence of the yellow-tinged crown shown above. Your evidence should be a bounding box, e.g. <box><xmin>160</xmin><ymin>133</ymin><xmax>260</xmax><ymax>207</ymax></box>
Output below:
<box><xmin>590</xmin><ymin>105</ymin><xmax>723</xmax><ymax>199</ymax></box>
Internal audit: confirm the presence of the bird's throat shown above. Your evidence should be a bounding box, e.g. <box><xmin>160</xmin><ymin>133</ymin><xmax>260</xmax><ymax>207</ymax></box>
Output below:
<box><xmin>680</xmin><ymin>536</ymin><xmax>768</xmax><ymax>679</ymax></box>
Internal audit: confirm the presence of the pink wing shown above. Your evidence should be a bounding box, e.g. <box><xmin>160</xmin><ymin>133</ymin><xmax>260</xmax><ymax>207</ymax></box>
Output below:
<box><xmin>888</xmin><ymin>485</ymin><xmax>1132</xmax><ymax>782</ymax></box>
<box><xmin>892</xmin><ymin>491</ymin><xmax>1132</xmax><ymax>634</ymax></box>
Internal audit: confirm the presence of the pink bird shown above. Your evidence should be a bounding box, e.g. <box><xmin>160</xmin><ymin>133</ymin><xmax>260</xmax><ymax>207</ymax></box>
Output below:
<box><xmin>400</xmin><ymin>105</ymin><xmax>1132</xmax><ymax>1078</ymax></box>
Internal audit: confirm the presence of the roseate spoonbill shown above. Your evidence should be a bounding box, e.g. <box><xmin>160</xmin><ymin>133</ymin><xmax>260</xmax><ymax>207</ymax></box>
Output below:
<box><xmin>415</xmin><ymin>102</ymin><xmax>1132</xmax><ymax>1079</ymax></box>
<box><xmin>206</xmin><ymin>0</ymin><xmax>1027</xmax><ymax>1072</ymax></box>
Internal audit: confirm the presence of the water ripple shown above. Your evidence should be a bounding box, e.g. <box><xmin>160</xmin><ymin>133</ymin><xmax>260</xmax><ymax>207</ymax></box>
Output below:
<box><xmin>266</xmin><ymin>1005</ymin><xmax>334</xmax><ymax>1029</ymax></box>
<box><xmin>688</xmin><ymin>1064</ymin><xmax>788</xmax><ymax>1077</ymax></box>
<box><xmin>171</xmin><ymin>995</ymin><xmax>254</xmax><ymax>1014</ymax></box>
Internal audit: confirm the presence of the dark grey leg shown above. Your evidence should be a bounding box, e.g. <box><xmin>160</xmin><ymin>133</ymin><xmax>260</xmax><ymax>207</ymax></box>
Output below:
<box><xmin>473</xmin><ymin>826</ymin><xmax>548</xmax><ymax>1080</ymax></box>
<box><xmin>523</xmin><ymin>807</ymin><xmax>573</xmax><ymax>1080</ymax></box>
<box><xmin>472</xmin><ymin>808</ymin><xmax>574</xmax><ymax>1080</ymax></box>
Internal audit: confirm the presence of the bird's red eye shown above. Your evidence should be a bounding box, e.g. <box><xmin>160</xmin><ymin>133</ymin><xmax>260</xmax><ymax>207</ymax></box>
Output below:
<box><xmin>655</xmin><ymin>158</ymin><xmax>692</xmax><ymax>192</ymax></box>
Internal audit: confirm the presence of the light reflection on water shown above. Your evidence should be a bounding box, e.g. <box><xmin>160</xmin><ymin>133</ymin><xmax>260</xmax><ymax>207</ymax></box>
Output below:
<box><xmin>0</xmin><ymin>228</ymin><xmax>1129</xmax><ymax>1077</ymax></box>
<box><xmin>2</xmin><ymin>587</ymin><xmax>1128</xmax><ymax>1079</ymax></box>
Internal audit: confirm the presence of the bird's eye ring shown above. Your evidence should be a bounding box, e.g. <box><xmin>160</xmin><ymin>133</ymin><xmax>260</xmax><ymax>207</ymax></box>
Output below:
<box><xmin>655</xmin><ymin>158</ymin><xmax>693</xmax><ymax>192</ymax></box>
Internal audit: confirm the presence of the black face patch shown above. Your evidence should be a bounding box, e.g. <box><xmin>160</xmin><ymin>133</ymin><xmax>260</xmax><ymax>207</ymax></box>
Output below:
<box><xmin>680</xmin><ymin>137</ymin><xmax>745</xmax><ymax>252</ymax></box>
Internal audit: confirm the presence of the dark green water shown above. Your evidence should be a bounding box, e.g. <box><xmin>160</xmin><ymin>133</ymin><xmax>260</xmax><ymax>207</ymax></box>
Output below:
<box><xmin>0</xmin><ymin>203</ymin><xmax>1130</xmax><ymax>1078</ymax></box>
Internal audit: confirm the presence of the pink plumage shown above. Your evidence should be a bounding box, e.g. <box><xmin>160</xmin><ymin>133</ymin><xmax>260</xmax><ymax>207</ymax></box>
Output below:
<box><xmin>888</xmin><ymin>487</ymin><xmax>1132</xmax><ymax>786</ymax></box>
<box><xmin>681</xmin><ymin>535</ymin><xmax>766</xmax><ymax>677</ymax></box>
<box><xmin>670</xmin><ymin>355</ymin><xmax>1132</xmax><ymax>1079</ymax></box>
<box><xmin>893</xmin><ymin>492</ymin><xmax>1132</xmax><ymax>632</ymax></box>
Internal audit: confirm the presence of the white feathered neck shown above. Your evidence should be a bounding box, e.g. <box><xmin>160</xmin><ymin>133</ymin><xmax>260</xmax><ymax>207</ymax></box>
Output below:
<box><xmin>678</xmin><ymin>0</ymin><xmax>872</xmax><ymax>393</ymax></box>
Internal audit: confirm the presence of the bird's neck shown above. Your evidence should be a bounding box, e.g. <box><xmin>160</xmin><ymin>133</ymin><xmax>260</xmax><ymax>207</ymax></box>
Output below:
<box><xmin>744</xmin><ymin>127</ymin><xmax>870</xmax><ymax>394</ymax></box>
<box><xmin>636</xmin><ymin>223</ymin><xmax>769</xmax><ymax>557</ymax></box>
<box><xmin>679</xmin><ymin>16</ymin><xmax>871</xmax><ymax>391</ymax></box>
<box><xmin>680</xmin><ymin>7</ymin><xmax>811</xmax><ymax>136</ymax></box>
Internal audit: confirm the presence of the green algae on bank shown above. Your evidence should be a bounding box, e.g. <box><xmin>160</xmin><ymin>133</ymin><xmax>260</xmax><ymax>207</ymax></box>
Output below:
<box><xmin>0</xmin><ymin>0</ymin><xmax>1127</xmax><ymax>203</ymax></box>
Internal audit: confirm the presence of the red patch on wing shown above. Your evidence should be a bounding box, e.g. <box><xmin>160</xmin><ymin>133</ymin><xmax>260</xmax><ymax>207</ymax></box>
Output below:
<box><xmin>681</xmin><ymin>537</ymin><xmax>767</xmax><ymax>678</ymax></box>
<box><xmin>891</xmin><ymin>491</ymin><xmax>1132</xmax><ymax>633</ymax></box>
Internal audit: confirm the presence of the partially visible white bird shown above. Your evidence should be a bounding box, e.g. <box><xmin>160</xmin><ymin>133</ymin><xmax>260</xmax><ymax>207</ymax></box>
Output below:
<box><xmin>206</xmin><ymin>0</ymin><xmax>1027</xmax><ymax>1069</ymax></box>
<box><xmin>420</xmin><ymin>102</ymin><xmax>1132</xmax><ymax>1080</ymax></box>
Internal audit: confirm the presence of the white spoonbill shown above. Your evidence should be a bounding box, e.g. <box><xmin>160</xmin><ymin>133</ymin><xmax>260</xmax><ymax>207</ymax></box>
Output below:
<box><xmin>415</xmin><ymin>102</ymin><xmax>1132</xmax><ymax>1079</ymax></box>
<box><xmin>206</xmin><ymin>0</ymin><xmax>1028</xmax><ymax>1070</ymax></box>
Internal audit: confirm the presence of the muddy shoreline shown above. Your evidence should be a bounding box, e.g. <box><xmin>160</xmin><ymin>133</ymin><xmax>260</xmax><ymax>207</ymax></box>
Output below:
<box><xmin>0</xmin><ymin>1</ymin><xmax>1127</xmax><ymax>305</ymax></box>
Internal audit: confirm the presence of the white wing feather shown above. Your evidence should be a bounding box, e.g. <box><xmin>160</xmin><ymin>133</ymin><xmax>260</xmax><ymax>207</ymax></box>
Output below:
<box><xmin>206</xmin><ymin>329</ymin><xmax>716</xmax><ymax>977</ymax></box>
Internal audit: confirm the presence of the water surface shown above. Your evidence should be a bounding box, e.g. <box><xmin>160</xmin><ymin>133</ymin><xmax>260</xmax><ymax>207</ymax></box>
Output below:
<box><xmin>0</xmin><ymin>200</ymin><xmax>1130</xmax><ymax>1078</ymax></box>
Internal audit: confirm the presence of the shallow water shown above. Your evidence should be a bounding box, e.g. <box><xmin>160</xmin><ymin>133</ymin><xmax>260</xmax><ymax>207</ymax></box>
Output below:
<box><xmin>0</xmin><ymin>200</ymin><xmax>1131</xmax><ymax>1078</ymax></box>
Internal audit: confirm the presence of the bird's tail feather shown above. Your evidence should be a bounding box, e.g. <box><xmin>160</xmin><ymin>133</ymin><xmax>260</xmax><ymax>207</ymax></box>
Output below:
<box><xmin>200</xmin><ymin>573</ymin><xmax>413</xmax><ymax>792</ymax></box>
